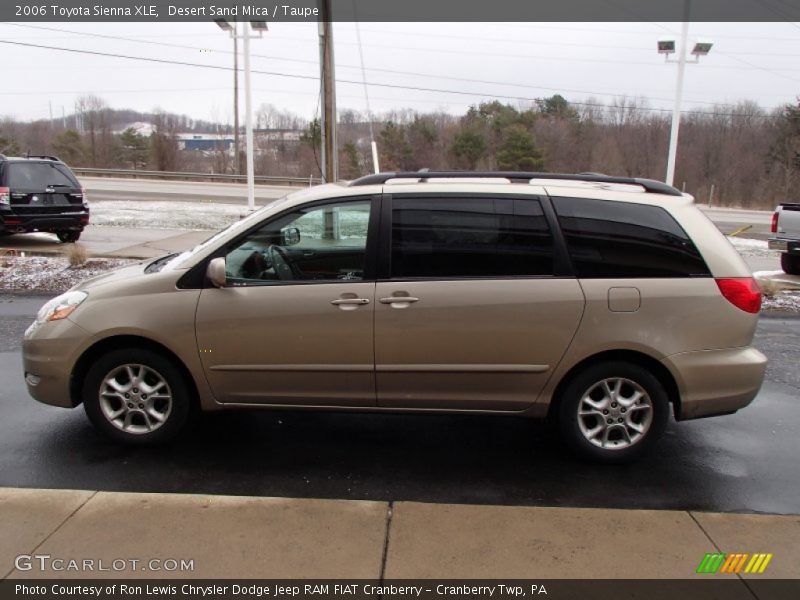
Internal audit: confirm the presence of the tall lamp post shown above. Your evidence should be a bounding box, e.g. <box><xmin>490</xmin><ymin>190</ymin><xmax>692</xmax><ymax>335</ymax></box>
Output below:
<box><xmin>658</xmin><ymin>3</ymin><xmax>713</xmax><ymax>188</ymax></box>
<box><xmin>216</xmin><ymin>19</ymin><xmax>267</xmax><ymax>212</ymax></box>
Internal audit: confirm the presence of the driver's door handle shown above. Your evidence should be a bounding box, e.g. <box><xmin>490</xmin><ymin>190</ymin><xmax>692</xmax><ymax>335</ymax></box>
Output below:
<box><xmin>330</xmin><ymin>298</ymin><xmax>370</xmax><ymax>305</ymax></box>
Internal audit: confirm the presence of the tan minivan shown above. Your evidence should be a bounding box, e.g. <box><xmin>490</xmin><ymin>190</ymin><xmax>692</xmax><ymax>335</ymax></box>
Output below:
<box><xmin>23</xmin><ymin>172</ymin><xmax>767</xmax><ymax>462</ymax></box>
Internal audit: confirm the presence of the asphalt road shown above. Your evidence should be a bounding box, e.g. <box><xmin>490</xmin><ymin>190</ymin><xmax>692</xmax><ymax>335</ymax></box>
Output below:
<box><xmin>81</xmin><ymin>176</ymin><xmax>298</xmax><ymax>205</ymax></box>
<box><xmin>0</xmin><ymin>293</ymin><xmax>798</xmax><ymax>514</ymax></box>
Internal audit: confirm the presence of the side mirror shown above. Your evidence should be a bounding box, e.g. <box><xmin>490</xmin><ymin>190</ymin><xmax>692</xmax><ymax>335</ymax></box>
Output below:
<box><xmin>206</xmin><ymin>257</ymin><xmax>227</xmax><ymax>288</ymax></box>
<box><xmin>281</xmin><ymin>227</ymin><xmax>301</xmax><ymax>246</ymax></box>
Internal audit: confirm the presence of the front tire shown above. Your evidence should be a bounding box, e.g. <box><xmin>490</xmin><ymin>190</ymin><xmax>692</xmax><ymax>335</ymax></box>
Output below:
<box><xmin>781</xmin><ymin>253</ymin><xmax>800</xmax><ymax>276</ymax></box>
<box><xmin>83</xmin><ymin>348</ymin><xmax>191</xmax><ymax>445</ymax></box>
<box><xmin>57</xmin><ymin>230</ymin><xmax>81</xmax><ymax>243</ymax></box>
<box><xmin>558</xmin><ymin>361</ymin><xmax>670</xmax><ymax>463</ymax></box>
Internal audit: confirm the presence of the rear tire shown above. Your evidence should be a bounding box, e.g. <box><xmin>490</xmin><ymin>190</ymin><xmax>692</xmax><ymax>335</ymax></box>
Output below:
<box><xmin>83</xmin><ymin>348</ymin><xmax>191</xmax><ymax>445</ymax></box>
<box><xmin>57</xmin><ymin>231</ymin><xmax>81</xmax><ymax>243</ymax></box>
<box><xmin>781</xmin><ymin>253</ymin><xmax>800</xmax><ymax>276</ymax></box>
<box><xmin>557</xmin><ymin>361</ymin><xmax>670</xmax><ymax>464</ymax></box>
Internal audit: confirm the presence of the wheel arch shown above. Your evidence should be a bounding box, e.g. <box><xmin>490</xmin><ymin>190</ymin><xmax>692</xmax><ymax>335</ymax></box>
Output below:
<box><xmin>546</xmin><ymin>349</ymin><xmax>681</xmax><ymax>421</ymax></box>
<box><xmin>70</xmin><ymin>335</ymin><xmax>200</xmax><ymax>410</ymax></box>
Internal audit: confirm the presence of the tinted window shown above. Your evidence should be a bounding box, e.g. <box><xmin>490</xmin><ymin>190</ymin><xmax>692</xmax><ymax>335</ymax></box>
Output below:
<box><xmin>391</xmin><ymin>196</ymin><xmax>554</xmax><ymax>278</ymax></box>
<box><xmin>552</xmin><ymin>196</ymin><xmax>710</xmax><ymax>278</ymax></box>
<box><xmin>6</xmin><ymin>162</ymin><xmax>79</xmax><ymax>189</ymax></box>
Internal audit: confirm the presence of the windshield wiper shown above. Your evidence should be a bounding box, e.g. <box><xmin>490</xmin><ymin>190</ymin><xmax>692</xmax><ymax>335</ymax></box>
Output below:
<box><xmin>144</xmin><ymin>253</ymin><xmax>179</xmax><ymax>273</ymax></box>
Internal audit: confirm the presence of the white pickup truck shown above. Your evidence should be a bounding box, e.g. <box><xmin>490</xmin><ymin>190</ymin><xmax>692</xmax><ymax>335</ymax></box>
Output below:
<box><xmin>769</xmin><ymin>203</ymin><xmax>800</xmax><ymax>275</ymax></box>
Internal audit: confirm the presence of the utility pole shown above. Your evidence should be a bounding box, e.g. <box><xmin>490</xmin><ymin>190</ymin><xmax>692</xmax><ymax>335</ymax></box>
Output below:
<box><xmin>318</xmin><ymin>0</ymin><xmax>337</xmax><ymax>182</ymax></box>
<box><xmin>233</xmin><ymin>20</ymin><xmax>240</xmax><ymax>175</ymax></box>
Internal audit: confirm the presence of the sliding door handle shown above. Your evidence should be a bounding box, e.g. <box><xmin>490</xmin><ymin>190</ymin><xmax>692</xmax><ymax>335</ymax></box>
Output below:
<box><xmin>331</xmin><ymin>298</ymin><xmax>370</xmax><ymax>305</ymax></box>
<box><xmin>379</xmin><ymin>296</ymin><xmax>420</xmax><ymax>304</ymax></box>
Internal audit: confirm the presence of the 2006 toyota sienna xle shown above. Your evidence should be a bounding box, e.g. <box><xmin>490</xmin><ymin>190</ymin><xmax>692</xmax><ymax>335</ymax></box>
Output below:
<box><xmin>23</xmin><ymin>171</ymin><xmax>767</xmax><ymax>462</ymax></box>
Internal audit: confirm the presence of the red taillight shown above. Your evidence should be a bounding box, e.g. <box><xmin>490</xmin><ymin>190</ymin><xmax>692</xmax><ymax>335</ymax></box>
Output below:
<box><xmin>716</xmin><ymin>278</ymin><xmax>762</xmax><ymax>314</ymax></box>
<box><xmin>0</xmin><ymin>186</ymin><xmax>9</xmax><ymax>205</ymax></box>
<box><xmin>771</xmin><ymin>211</ymin><xmax>779</xmax><ymax>233</ymax></box>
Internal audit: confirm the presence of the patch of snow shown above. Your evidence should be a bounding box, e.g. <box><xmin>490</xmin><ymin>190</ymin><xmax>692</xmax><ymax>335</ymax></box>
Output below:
<box><xmin>763</xmin><ymin>291</ymin><xmax>800</xmax><ymax>313</ymax></box>
<box><xmin>728</xmin><ymin>236</ymin><xmax>775</xmax><ymax>259</ymax></box>
<box><xmin>0</xmin><ymin>256</ymin><xmax>135</xmax><ymax>293</ymax></box>
<box><xmin>90</xmin><ymin>200</ymin><xmax>246</xmax><ymax>231</ymax></box>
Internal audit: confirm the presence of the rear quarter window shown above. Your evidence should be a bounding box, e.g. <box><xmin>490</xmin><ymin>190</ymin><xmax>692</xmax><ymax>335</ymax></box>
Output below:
<box><xmin>552</xmin><ymin>196</ymin><xmax>711</xmax><ymax>278</ymax></box>
<box><xmin>5</xmin><ymin>162</ymin><xmax>79</xmax><ymax>189</ymax></box>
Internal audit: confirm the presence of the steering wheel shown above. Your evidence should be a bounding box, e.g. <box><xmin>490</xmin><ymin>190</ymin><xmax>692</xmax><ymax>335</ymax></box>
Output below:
<box><xmin>267</xmin><ymin>245</ymin><xmax>299</xmax><ymax>280</ymax></box>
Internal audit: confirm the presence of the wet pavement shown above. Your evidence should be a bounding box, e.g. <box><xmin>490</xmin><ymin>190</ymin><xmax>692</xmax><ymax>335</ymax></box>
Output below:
<box><xmin>1</xmin><ymin>293</ymin><xmax>798</xmax><ymax>515</ymax></box>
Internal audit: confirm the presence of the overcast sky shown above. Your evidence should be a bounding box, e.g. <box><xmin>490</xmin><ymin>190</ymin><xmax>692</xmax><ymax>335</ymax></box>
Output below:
<box><xmin>1</xmin><ymin>21</ymin><xmax>799</xmax><ymax>125</ymax></box>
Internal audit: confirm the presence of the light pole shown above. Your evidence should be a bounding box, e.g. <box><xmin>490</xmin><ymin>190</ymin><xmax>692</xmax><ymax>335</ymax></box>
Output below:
<box><xmin>216</xmin><ymin>19</ymin><xmax>267</xmax><ymax>212</ymax></box>
<box><xmin>658</xmin><ymin>0</ymin><xmax>713</xmax><ymax>187</ymax></box>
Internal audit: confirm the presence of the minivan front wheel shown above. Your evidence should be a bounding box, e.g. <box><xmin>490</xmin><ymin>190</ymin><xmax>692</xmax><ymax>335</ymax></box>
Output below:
<box><xmin>83</xmin><ymin>348</ymin><xmax>190</xmax><ymax>444</ymax></box>
<box><xmin>558</xmin><ymin>361</ymin><xmax>670</xmax><ymax>463</ymax></box>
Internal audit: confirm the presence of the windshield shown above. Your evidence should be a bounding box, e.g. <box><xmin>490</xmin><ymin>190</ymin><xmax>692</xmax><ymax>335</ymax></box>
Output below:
<box><xmin>6</xmin><ymin>162</ymin><xmax>79</xmax><ymax>189</ymax></box>
<box><xmin>163</xmin><ymin>198</ymin><xmax>286</xmax><ymax>270</ymax></box>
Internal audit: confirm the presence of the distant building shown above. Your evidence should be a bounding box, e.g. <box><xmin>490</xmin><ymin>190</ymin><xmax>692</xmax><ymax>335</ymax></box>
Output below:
<box><xmin>177</xmin><ymin>133</ymin><xmax>234</xmax><ymax>152</ymax></box>
<box><xmin>255</xmin><ymin>128</ymin><xmax>302</xmax><ymax>144</ymax></box>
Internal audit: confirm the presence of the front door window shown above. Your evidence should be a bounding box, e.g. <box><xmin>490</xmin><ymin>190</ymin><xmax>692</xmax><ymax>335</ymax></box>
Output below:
<box><xmin>224</xmin><ymin>200</ymin><xmax>372</xmax><ymax>285</ymax></box>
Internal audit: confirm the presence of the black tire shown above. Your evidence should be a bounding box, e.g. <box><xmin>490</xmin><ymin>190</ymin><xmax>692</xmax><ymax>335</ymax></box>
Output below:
<box><xmin>781</xmin><ymin>253</ymin><xmax>800</xmax><ymax>276</ymax></box>
<box><xmin>557</xmin><ymin>361</ymin><xmax>670</xmax><ymax>464</ymax></box>
<box><xmin>57</xmin><ymin>230</ymin><xmax>81</xmax><ymax>243</ymax></box>
<box><xmin>83</xmin><ymin>348</ymin><xmax>191</xmax><ymax>445</ymax></box>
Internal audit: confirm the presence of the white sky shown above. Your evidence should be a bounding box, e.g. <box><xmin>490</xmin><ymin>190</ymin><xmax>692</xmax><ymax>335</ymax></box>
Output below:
<box><xmin>1</xmin><ymin>21</ymin><xmax>799</xmax><ymax>124</ymax></box>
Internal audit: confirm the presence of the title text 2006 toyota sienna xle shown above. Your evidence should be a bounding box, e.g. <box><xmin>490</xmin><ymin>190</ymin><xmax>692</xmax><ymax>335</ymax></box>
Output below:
<box><xmin>23</xmin><ymin>172</ymin><xmax>767</xmax><ymax>462</ymax></box>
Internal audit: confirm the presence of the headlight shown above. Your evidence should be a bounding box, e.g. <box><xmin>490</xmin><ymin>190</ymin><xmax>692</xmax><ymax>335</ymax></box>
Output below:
<box><xmin>35</xmin><ymin>291</ymin><xmax>88</xmax><ymax>323</ymax></box>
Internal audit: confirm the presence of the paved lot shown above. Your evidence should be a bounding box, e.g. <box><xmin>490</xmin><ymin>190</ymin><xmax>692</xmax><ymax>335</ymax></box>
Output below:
<box><xmin>0</xmin><ymin>294</ymin><xmax>798</xmax><ymax>515</ymax></box>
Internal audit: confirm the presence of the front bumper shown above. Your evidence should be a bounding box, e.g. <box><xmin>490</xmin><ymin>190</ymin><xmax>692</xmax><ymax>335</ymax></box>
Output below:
<box><xmin>768</xmin><ymin>238</ymin><xmax>800</xmax><ymax>254</ymax></box>
<box><xmin>662</xmin><ymin>346</ymin><xmax>767</xmax><ymax>421</ymax></box>
<box><xmin>23</xmin><ymin>317</ymin><xmax>93</xmax><ymax>408</ymax></box>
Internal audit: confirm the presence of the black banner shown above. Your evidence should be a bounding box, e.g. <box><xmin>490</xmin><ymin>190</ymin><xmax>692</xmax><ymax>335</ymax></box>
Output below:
<box><xmin>3</xmin><ymin>580</ymin><xmax>800</xmax><ymax>600</ymax></box>
<box><xmin>2</xmin><ymin>0</ymin><xmax>800</xmax><ymax>23</ymax></box>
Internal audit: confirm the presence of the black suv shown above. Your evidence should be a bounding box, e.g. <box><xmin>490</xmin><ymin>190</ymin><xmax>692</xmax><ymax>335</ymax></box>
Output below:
<box><xmin>0</xmin><ymin>154</ymin><xmax>89</xmax><ymax>243</ymax></box>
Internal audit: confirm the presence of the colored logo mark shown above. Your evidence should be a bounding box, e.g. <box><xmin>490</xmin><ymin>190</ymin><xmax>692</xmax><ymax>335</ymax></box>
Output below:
<box><xmin>697</xmin><ymin>553</ymin><xmax>773</xmax><ymax>574</ymax></box>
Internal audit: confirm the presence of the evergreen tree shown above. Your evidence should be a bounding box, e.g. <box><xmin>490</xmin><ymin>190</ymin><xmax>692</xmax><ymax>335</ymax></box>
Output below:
<box><xmin>496</xmin><ymin>125</ymin><xmax>545</xmax><ymax>171</ymax></box>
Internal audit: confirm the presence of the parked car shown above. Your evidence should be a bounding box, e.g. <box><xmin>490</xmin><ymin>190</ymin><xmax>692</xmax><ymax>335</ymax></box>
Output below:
<box><xmin>0</xmin><ymin>154</ymin><xmax>89</xmax><ymax>243</ymax></box>
<box><xmin>22</xmin><ymin>171</ymin><xmax>767</xmax><ymax>462</ymax></box>
<box><xmin>768</xmin><ymin>203</ymin><xmax>800</xmax><ymax>275</ymax></box>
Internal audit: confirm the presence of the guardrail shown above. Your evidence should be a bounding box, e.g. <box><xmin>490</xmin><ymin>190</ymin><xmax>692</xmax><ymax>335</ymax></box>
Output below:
<box><xmin>71</xmin><ymin>167</ymin><xmax>321</xmax><ymax>187</ymax></box>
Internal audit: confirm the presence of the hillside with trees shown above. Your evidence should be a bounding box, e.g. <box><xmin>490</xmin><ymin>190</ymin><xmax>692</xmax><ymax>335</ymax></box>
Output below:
<box><xmin>1</xmin><ymin>93</ymin><xmax>798</xmax><ymax>210</ymax></box>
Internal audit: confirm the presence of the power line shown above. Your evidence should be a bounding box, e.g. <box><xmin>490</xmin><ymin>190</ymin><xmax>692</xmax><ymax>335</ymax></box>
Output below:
<box><xmin>0</xmin><ymin>39</ymin><xmax>786</xmax><ymax>119</ymax></box>
<box><xmin>3</xmin><ymin>22</ymin><xmax>796</xmax><ymax>104</ymax></box>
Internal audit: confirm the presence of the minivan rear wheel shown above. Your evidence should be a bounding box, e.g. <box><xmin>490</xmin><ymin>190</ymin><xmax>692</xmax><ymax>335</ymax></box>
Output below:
<box><xmin>558</xmin><ymin>361</ymin><xmax>669</xmax><ymax>463</ymax></box>
<box><xmin>83</xmin><ymin>348</ymin><xmax>190</xmax><ymax>444</ymax></box>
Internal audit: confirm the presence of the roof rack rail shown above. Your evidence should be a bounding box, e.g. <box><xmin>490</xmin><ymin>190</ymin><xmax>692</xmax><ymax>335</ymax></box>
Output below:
<box><xmin>25</xmin><ymin>154</ymin><xmax>61</xmax><ymax>162</ymax></box>
<box><xmin>349</xmin><ymin>171</ymin><xmax>683</xmax><ymax>196</ymax></box>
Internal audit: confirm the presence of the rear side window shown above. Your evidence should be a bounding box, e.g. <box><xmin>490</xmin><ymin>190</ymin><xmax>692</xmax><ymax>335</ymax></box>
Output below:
<box><xmin>6</xmin><ymin>162</ymin><xmax>79</xmax><ymax>189</ymax></box>
<box><xmin>552</xmin><ymin>196</ymin><xmax>710</xmax><ymax>278</ymax></box>
<box><xmin>390</xmin><ymin>196</ymin><xmax>555</xmax><ymax>278</ymax></box>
